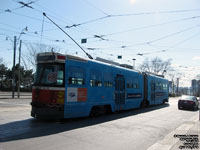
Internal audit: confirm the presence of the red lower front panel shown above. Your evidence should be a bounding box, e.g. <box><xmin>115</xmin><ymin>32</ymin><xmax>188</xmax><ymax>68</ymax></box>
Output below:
<box><xmin>32</xmin><ymin>87</ymin><xmax>65</xmax><ymax>105</ymax></box>
<box><xmin>31</xmin><ymin>87</ymin><xmax>65</xmax><ymax>119</ymax></box>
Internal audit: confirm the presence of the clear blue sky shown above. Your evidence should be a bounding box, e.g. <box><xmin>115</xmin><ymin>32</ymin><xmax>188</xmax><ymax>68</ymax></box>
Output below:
<box><xmin>0</xmin><ymin>0</ymin><xmax>200</xmax><ymax>87</ymax></box>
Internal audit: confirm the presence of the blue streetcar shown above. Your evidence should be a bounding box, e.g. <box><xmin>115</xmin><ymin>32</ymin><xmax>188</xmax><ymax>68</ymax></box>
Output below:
<box><xmin>31</xmin><ymin>52</ymin><xmax>169</xmax><ymax>119</ymax></box>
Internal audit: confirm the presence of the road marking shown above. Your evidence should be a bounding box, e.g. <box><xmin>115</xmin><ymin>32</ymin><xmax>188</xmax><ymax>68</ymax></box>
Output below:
<box><xmin>147</xmin><ymin>143</ymin><xmax>171</xmax><ymax>150</ymax></box>
<box><xmin>176</xmin><ymin>123</ymin><xmax>194</xmax><ymax>131</ymax></box>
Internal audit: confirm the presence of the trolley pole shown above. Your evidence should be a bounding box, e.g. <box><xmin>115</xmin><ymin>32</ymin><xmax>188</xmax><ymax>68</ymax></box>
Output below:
<box><xmin>12</xmin><ymin>36</ymin><xmax>17</xmax><ymax>98</ymax></box>
<box><xmin>17</xmin><ymin>40</ymin><xmax>22</xmax><ymax>98</ymax></box>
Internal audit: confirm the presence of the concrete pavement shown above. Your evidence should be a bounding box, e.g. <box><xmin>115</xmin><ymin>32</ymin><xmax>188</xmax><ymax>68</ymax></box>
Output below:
<box><xmin>0</xmin><ymin>92</ymin><xmax>199</xmax><ymax>150</ymax></box>
<box><xmin>147</xmin><ymin>112</ymin><xmax>200</xmax><ymax>150</ymax></box>
<box><xmin>0</xmin><ymin>91</ymin><xmax>31</xmax><ymax>99</ymax></box>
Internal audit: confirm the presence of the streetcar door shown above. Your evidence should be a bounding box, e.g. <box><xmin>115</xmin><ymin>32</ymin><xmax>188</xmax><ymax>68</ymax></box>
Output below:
<box><xmin>151</xmin><ymin>81</ymin><xmax>156</xmax><ymax>105</ymax></box>
<box><xmin>115</xmin><ymin>74</ymin><xmax>125</xmax><ymax>111</ymax></box>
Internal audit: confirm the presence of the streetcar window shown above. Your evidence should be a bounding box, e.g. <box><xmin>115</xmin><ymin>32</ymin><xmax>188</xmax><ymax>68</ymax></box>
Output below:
<box><xmin>163</xmin><ymin>83</ymin><xmax>168</xmax><ymax>91</ymax></box>
<box><xmin>155</xmin><ymin>82</ymin><xmax>164</xmax><ymax>90</ymax></box>
<box><xmin>90</xmin><ymin>69</ymin><xmax>102</xmax><ymax>87</ymax></box>
<box><xmin>127</xmin><ymin>83</ymin><xmax>133</xmax><ymax>88</ymax></box>
<box><xmin>151</xmin><ymin>81</ymin><xmax>155</xmax><ymax>91</ymax></box>
<box><xmin>57</xmin><ymin>70</ymin><xmax>64</xmax><ymax>85</ymax></box>
<box><xmin>133</xmin><ymin>78</ymin><xmax>139</xmax><ymax>89</ymax></box>
<box><xmin>68</xmin><ymin>67</ymin><xmax>85</xmax><ymax>85</ymax></box>
<box><xmin>103</xmin><ymin>72</ymin><xmax>113</xmax><ymax>88</ymax></box>
<box><xmin>158</xmin><ymin>82</ymin><xmax>162</xmax><ymax>90</ymax></box>
<box><xmin>126</xmin><ymin>78</ymin><xmax>139</xmax><ymax>89</ymax></box>
<box><xmin>68</xmin><ymin>77</ymin><xmax>84</xmax><ymax>85</ymax></box>
<box><xmin>156</xmin><ymin>82</ymin><xmax>159</xmax><ymax>90</ymax></box>
<box><xmin>34</xmin><ymin>63</ymin><xmax>64</xmax><ymax>87</ymax></box>
<box><xmin>90</xmin><ymin>80</ymin><xmax>102</xmax><ymax>87</ymax></box>
<box><xmin>160</xmin><ymin>83</ymin><xmax>162</xmax><ymax>90</ymax></box>
<box><xmin>104</xmin><ymin>81</ymin><xmax>113</xmax><ymax>87</ymax></box>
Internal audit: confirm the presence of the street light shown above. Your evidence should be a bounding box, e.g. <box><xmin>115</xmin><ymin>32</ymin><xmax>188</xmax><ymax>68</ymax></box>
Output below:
<box><xmin>17</xmin><ymin>26</ymin><xmax>28</xmax><ymax>42</ymax></box>
<box><xmin>132</xmin><ymin>58</ymin><xmax>136</xmax><ymax>70</ymax></box>
<box><xmin>17</xmin><ymin>27</ymin><xmax>28</xmax><ymax>98</ymax></box>
<box><xmin>10</xmin><ymin>26</ymin><xmax>28</xmax><ymax>98</ymax></box>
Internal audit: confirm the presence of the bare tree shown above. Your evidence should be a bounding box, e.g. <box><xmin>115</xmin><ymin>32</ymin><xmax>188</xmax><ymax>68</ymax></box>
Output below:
<box><xmin>139</xmin><ymin>57</ymin><xmax>172</xmax><ymax>75</ymax></box>
<box><xmin>167</xmin><ymin>68</ymin><xmax>184</xmax><ymax>95</ymax></box>
<box><xmin>22</xmin><ymin>43</ymin><xmax>60</xmax><ymax>71</ymax></box>
<box><xmin>0</xmin><ymin>57</ymin><xmax>3</xmax><ymax>64</ymax></box>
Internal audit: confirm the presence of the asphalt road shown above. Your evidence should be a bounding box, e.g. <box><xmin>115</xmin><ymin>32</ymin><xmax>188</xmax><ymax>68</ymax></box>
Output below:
<box><xmin>0</xmin><ymin>94</ymin><xmax>199</xmax><ymax>150</ymax></box>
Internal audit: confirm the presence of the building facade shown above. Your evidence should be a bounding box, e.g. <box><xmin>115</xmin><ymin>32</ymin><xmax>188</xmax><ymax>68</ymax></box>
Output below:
<box><xmin>191</xmin><ymin>79</ymin><xmax>200</xmax><ymax>97</ymax></box>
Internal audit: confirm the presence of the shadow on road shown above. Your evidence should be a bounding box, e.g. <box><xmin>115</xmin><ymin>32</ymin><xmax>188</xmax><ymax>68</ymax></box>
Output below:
<box><xmin>0</xmin><ymin>103</ymin><xmax>169</xmax><ymax>142</ymax></box>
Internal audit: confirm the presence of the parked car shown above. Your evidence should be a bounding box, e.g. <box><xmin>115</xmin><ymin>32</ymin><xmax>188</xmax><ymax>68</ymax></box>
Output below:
<box><xmin>178</xmin><ymin>95</ymin><xmax>199</xmax><ymax>111</ymax></box>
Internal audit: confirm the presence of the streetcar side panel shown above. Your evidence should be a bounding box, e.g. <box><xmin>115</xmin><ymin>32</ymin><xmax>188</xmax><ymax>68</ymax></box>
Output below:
<box><xmin>87</xmin><ymin>61</ymin><xmax>115</xmax><ymax>111</ymax></box>
<box><xmin>64</xmin><ymin>57</ymin><xmax>144</xmax><ymax>118</ymax></box>
<box><xmin>147</xmin><ymin>74</ymin><xmax>169</xmax><ymax>105</ymax></box>
<box><xmin>64</xmin><ymin>58</ymin><xmax>91</xmax><ymax>118</ymax></box>
<box><xmin>122</xmin><ymin>70</ymin><xmax>144</xmax><ymax>110</ymax></box>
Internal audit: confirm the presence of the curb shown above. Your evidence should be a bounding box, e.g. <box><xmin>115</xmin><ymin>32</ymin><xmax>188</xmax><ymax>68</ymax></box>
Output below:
<box><xmin>147</xmin><ymin>114</ymin><xmax>199</xmax><ymax>150</ymax></box>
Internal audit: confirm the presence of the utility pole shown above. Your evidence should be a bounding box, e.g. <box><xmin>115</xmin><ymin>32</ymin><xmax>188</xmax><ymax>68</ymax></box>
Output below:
<box><xmin>18</xmin><ymin>40</ymin><xmax>22</xmax><ymax>98</ymax></box>
<box><xmin>172</xmin><ymin>79</ymin><xmax>175</xmax><ymax>95</ymax></box>
<box><xmin>12</xmin><ymin>36</ymin><xmax>17</xmax><ymax>98</ymax></box>
<box><xmin>176</xmin><ymin>78</ymin><xmax>179</xmax><ymax>96</ymax></box>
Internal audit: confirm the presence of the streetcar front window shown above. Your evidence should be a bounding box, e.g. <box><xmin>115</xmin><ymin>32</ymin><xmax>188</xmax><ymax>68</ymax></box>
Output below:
<box><xmin>34</xmin><ymin>63</ymin><xmax>64</xmax><ymax>86</ymax></box>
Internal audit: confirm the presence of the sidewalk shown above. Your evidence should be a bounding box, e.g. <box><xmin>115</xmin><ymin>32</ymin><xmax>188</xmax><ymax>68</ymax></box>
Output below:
<box><xmin>0</xmin><ymin>91</ymin><xmax>31</xmax><ymax>99</ymax></box>
<box><xmin>147</xmin><ymin>114</ymin><xmax>200</xmax><ymax>150</ymax></box>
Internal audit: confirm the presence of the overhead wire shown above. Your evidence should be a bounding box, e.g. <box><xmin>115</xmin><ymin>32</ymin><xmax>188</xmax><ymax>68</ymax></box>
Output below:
<box><xmin>64</xmin><ymin>8</ymin><xmax>200</xmax><ymax>28</ymax></box>
<box><xmin>3</xmin><ymin>0</ymin><xmax>200</xmax><ymax>30</ymax></box>
<box><xmin>31</xmin><ymin>4</ymin><xmax>100</xmax><ymax>40</ymax></box>
<box><xmin>148</xmin><ymin>32</ymin><xmax>200</xmax><ymax>53</ymax></box>
<box><xmin>110</xmin><ymin>9</ymin><xmax>200</xmax><ymax>17</ymax></box>
<box><xmin>15</xmin><ymin>1</ymin><xmax>101</xmax><ymax>39</ymax></box>
<box><xmin>3</xmin><ymin>1</ymin><xmax>200</xmax><ymax>59</ymax></box>
<box><xmin>77</xmin><ymin>15</ymin><xmax>200</xmax><ymax>47</ymax></box>
<box><xmin>4</xmin><ymin>1</ymin><xmax>200</xmax><ymax>45</ymax></box>
<box><xmin>32</xmin><ymin>2</ymin><xmax>74</xmax><ymax>25</ymax></box>
<box><xmin>0</xmin><ymin>26</ymin><xmax>78</xmax><ymax>47</ymax></box>
<box><xmin>126</xmin><ymin>24</ymin><xmax>200</xmax><ymax>48</ymax></box>
<box><xmin>83</xmin><ymin>24</ymin><xmax>200</xmax><ymax>53</ymax></box>
<box><xmin>102</xmin><ymin>15</ymin><xmax>200</xmax><ymax>37</ymax></box>
<box><xmin>0</xmin><ymin>9</ymin><xmax>88</xmax><ymax>46</ymax></box>
<box><xmin>0</xmin><ymin>0</ymin><xmax>41</xmax><ymax>14</ymax></box>
<box><xmin>3</xmin><ymin>10</ymin><xmax>52</xmax><ymax>24</ymax></box>
<box><xmin>83</xmin><ymin>0</ymin><xmax>109</xmax><ymax>16</ymax></box>
<box><xmin>147</xmin><ymin>25</ymin><xmax>200</xmax><ymax>44</ymax></box>
<box><xmin>146</xmin><ymin>44</ymin><xmax>200</xmax><ymax>51</ymax></box>
<box><xmin>43</xmin><ymin>12</ymin><xmax>93</xmax><ymax>59</ymax></box>
<box><xmin>134</xmin><ymin>30</ymin><xmax>200</xmax><ymax>57</ymax></box>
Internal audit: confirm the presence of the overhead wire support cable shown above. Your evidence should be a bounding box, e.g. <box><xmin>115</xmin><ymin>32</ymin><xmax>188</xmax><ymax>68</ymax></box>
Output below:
<box><xmin>123</xmin><ymin>24</ymin><xmax>200</xmax><ymax>48</ymax></box>
<box><xmin>82</xmin><ymin>24</ymin><xmax>200</xmax><ymax>51</ymax></box>
<box><xmin>109</xmin><ymin>8</ymin><xmax>200</xmax><ymax>17</ymax></box>
<box><xmin>43</xmin><ymin>12</ymin><xmax>93</xmax><ymax>59</ymax></box>
<box><xmin>102</xmin><ymin>15</ymin><xmax>200</xmax><ymax>37</ymax></box>
<box><xmin>64</xmin><ymin>8</ymin><xmax>200</xmax><ymax>28</ymax></box>
<box><xmin>65</xmin><ymin>15</ymin><xmax>110</xmax><ymax>28</ymax></box>
<box><xmin>146</xmin><ymin>24</ymin><xmax>200</xmax><ymax>45</ymax></box>
<box><xmin>83</xmin><ymin>0</ymin><xmax>109</xmax><ymax>16</ymax></box>
<box><xmin>158</xmin><ymin>31</ymin><xmax>200</xmax><ymax>52</ymax></box>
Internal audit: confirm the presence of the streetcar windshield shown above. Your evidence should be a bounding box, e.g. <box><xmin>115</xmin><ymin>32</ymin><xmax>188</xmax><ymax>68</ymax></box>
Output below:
<box><xmin>34</xmin><ymin>63</ymin><xmax>64</xmax><ymax>86</ymax></box>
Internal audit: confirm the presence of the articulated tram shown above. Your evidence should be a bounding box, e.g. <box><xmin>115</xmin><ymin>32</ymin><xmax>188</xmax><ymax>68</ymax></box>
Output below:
<box><xmin>31</xmin><ymin>52</ymin><xmax>169</xmax><ymax>119</ymax></box>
